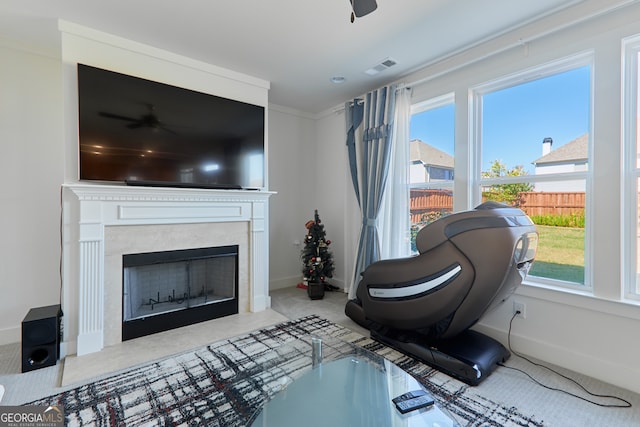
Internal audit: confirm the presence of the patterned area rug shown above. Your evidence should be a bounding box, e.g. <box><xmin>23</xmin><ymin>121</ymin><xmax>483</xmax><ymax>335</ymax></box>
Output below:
<box><xmin>30</xmin><ymin>315</ymin><xmax>544</xmax><ymax>426</ymax></box>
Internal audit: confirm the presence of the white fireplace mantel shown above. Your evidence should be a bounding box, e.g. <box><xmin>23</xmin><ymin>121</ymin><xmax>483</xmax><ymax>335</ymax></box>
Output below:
<box><xmin>62</xmin><ymin>183</ymin><xmax>274</xmax><ymax>356</ymax></box>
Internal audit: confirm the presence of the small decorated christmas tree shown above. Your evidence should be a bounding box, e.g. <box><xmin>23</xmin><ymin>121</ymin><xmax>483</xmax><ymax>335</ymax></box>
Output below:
<box><xmin>301</xmin><ymin>210</ymin><xmax>335</xmax><ymax>299</ymax></box>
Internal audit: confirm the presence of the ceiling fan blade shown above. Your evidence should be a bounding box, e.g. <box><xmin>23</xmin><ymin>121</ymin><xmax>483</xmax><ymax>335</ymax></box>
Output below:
<box><xmin>160</xmin><ymin>126</ymin><xmax>177</xmax><ymax>135</ymax></box>
<box><xmin>101</xmin><ymin>105</ymin><xmax>176</xmax><ymax>134</ymax></box>
<box><xmin>351</xmin><ymin>0</ymin><xmax>377</xmax><ymax>18</ymax></box>
<box><xmin>99</xmin><ymin>111</ymin><xmax>138</xmax><ymax>122</ymax></box>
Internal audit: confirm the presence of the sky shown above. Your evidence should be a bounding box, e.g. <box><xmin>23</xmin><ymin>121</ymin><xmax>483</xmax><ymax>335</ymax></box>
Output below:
<box><xmin>410</xmin><ymin>66</ymin><xmax>591</xmax><ymax>175</ymax></box>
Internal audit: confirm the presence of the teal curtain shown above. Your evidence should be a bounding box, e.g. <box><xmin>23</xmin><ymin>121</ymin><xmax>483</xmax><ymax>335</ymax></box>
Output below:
<box><xmin>346</xmin><ymin>85</ymin><xmax>397</xmax><ymax>299</ymax></box>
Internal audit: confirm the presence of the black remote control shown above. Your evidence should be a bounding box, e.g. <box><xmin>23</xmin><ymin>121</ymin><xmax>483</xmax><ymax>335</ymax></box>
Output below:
<box><xmin>394</xmin><ymin>395</ymin><xmax>435</xmax><ymax>414</ymax></box>
<box><xmin>392</xmin><ymin>389</ymin><xmax>427</xmax><ymax>404</ymax></box>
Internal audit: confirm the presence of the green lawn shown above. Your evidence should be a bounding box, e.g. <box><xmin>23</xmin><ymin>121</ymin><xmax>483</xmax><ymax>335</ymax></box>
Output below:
<box><xmin>529</xmin><ymin>225</ymin><xmax>585</xmax><ymax>283</ymax></box>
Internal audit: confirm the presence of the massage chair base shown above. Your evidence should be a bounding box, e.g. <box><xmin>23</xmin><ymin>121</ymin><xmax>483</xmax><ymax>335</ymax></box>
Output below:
<box><xmin>371</xmin><ymin>329</ymin><xmax>510</xmax><ymax>386</ymax></box>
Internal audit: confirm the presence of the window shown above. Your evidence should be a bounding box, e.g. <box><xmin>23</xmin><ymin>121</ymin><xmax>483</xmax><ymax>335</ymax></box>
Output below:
<box><xmin>472</xmin><ymin>54</ymin><xmax>592</xmax><ymax>288</ymax></box>
<box><xmin>409</xmin><ymin>94</ymin><xmax>455</xmax><ymax>253</ymax></box>
<box><xmin>623</xmin><ymin>34</ymin><xmax>640</xmax><ymax>299</ymax></box>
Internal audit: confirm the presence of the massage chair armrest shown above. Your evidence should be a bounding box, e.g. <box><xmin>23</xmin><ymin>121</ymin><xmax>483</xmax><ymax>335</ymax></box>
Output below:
<box><xmin>355</xmin><ymin>240</ymin><xmax>473</xmax><ymax>301</ymax></box>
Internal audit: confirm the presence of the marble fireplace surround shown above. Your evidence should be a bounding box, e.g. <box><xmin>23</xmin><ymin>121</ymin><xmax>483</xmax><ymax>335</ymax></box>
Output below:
<box><xmin>62</xmin><ymin>183</ymin><xmax>274</xmax><ymax>356</ymax></box>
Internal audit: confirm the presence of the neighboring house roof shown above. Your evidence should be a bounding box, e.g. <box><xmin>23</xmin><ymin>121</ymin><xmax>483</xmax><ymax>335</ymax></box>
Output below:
<box><xmin>410</xmin><ymin>139</ymin><xmax>454</xmax><ymax>168</ymax></box>
<box><xmin>532</xmin><ymin>133</ymin><xmax>588</xmax><ymax>165</ymax></box>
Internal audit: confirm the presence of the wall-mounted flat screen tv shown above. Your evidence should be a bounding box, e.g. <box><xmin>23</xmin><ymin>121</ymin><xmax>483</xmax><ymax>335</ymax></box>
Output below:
<box><xmin>77</xmin><ymin>64</ymin><xmax>265</xmax><ymax>190</ymax></box>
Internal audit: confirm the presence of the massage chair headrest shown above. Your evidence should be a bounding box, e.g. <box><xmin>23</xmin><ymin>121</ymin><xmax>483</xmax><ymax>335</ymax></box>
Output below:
<box><xmin>415</xmin><ymin>201</ymin><xmax>527</xmax><ymax>254</ymax></box>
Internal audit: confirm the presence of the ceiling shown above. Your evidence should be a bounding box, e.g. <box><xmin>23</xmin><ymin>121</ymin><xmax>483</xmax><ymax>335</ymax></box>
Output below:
<box><xmin>0</xmin><ymin>0</ymin><xmax>584</xmax><ymax>114</ymax></box>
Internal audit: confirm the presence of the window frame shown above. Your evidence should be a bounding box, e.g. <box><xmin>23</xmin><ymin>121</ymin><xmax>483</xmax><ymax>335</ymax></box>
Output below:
<box><xmin>622</xmin><ymin>34</ymin><xmax>640</xmax><ymax>301</ymax></box>
<box><xmin>469</xmin><ymin>52</ymin><xmax>595</xmax><ymax>292</ymax></box>
<box><xmin>407</xmin><ymin>93</ymin><xmax>456</xmax><ymax>255</ymax></box>
<box><xmin>409</xmin><ymin>92</ymin><xmax>456</xmax><ymax>193</ymax></box>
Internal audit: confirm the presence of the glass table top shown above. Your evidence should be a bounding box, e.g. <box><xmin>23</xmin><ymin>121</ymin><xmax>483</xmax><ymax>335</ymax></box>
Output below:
<box><xmin>248</xmin><ymin>334</ymin><xmax>458</xmax><ymax>427</ymax></box>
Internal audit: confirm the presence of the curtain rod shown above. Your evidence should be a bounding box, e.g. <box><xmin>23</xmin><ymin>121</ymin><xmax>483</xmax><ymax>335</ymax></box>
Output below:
<box><xmin>332</xmin><ymin>84</ymin><xmax>410</xmax><ymax>114</ymax></box>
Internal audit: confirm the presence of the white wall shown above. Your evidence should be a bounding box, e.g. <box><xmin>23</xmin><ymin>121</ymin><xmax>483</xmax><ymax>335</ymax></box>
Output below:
<box><xmin>0</xmin><ymin>44</ymin><xmax>65</xmax><ymax>343</ymax></box>
<box><xmin>313</xmin><ymin>109</ymin><xmax>355</xmax><ymax>291</ymax></box>
<box><xmin>267</xmin><ymin>106</ymin><xmax>353</xmax><ymax>291</ymax></box>
<box><xmin>267</xmin><ymin>106</ymin><xmax>318</xmax><ymax>289</ymax></box>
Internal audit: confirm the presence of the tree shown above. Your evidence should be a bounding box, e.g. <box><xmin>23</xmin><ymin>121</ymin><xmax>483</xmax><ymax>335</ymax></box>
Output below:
<box><xmin>482</xmin><ymin>160</ymin><xmax>533</xmax><ymax>206</ymax></box>
<box><xmin>301</xmin><ymin>210</ymin><xmax>335</xmax><ymax>284</ymax></box>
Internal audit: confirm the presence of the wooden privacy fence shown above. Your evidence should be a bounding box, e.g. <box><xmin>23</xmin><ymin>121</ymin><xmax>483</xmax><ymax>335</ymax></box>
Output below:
<box><xmin>517</xmin><ymin>192</ymin><xmax>585</xmax><ymax>216</ymax></box>
<box><xmin>410</xmin><ymin>189</ymin><xmax>453</xmax><ymax>223</ymax></box>
<box><xmin>410</xmin><ymin>189</ymin><xmax>585</xmax><ymax>223</ymax></box>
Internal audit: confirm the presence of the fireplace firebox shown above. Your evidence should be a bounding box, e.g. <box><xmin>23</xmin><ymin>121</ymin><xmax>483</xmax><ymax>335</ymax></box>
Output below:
<box><xmin>122</xmin><ymin>245</ymin><xmax>239</xmax><ymax>340</ymax></box>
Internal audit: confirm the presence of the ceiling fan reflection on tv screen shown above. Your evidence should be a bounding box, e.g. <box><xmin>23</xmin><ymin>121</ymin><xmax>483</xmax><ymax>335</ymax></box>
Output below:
<box><xmin>99</xmin><ymin>104</ymin><xmax>177</xmax><ymax>135</ymax></box>
<box><xmin>77</xmin><ymin>64</ymin><xmax>265</xmax><ymax>191</ymax></box>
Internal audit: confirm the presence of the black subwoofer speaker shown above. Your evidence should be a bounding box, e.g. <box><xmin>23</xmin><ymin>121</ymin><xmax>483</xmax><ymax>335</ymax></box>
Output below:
<box><xmin>21</xmin><ymin>304</ymin><xmax>62</xmax><ymax>373</ymax></box>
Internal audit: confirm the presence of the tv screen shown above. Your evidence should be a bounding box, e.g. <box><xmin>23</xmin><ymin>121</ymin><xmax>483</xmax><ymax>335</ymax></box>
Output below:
<box><xmin>77</xmin><ymin>64</ymin><xmax>265</xmax><ymax>189</ymax></box>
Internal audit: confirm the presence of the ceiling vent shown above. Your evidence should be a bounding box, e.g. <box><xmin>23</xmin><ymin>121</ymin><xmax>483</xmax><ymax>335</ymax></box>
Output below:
<box><xmin>365</xmin><ymin>58</ymin><xmax>398</xmax><ymax>75</ymax></box>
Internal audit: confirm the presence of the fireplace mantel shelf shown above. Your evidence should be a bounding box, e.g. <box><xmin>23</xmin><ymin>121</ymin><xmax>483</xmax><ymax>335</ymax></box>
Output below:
<box><xmin>64</xmin><ymin>183</ymin><xmax>275</xmax><ymax>202</ymax></box>
<box><xmin>62</xmin><ymin>182</ymin><xmax>275</xmax><ymax>356</ymax></box>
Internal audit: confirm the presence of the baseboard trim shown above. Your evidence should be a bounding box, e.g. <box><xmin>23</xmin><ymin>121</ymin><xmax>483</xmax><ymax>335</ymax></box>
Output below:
<box><xmin>0</xmin><ymin>326</ymin><xmax>20</xmax><ymax>346</ymax></box>
<box><xmin>270</xmin><ymin>276</ymin><xmax>301</xmax><ymax>290</ymax></box>
<box><xmin>474</xmin><ymin>323</ymin><xmax>640</xmax><ymax>394</ymax></box>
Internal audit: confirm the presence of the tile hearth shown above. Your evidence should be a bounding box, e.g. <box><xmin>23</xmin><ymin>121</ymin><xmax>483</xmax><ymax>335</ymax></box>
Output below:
<box><xmin>61</xmin><ymin>309</ymin><xmax>287</xmax><ymax>386</ymax></box>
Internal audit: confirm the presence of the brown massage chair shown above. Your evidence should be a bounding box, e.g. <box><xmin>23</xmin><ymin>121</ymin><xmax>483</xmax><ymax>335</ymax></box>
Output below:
<box><xmin>345</xmin><ymin>201</ymin><xmax>538</xmax><ymax>385</ymax></box>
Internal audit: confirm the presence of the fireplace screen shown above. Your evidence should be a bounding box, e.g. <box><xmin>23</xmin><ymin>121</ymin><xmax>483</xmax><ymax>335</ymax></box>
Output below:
<box><xmin>122</xmin><ymin>245</ymin><xmax>238</xmax><ymax>340</ymax></box>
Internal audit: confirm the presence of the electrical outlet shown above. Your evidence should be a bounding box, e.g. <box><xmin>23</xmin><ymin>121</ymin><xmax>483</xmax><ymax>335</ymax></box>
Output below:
<box><xmin>513</xmin><ymin>301</ymin><xmax>526</xmax><ymax>319</ymax></box>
